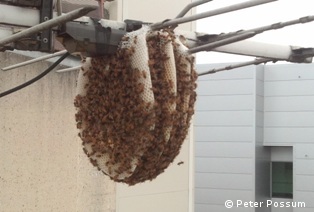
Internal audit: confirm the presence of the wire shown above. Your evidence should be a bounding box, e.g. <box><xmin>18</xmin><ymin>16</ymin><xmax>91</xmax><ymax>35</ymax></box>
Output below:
<box><xmin>0</xmin><ymin>51</ymin><xmax>70</xmax><ymax>98</ymax></box>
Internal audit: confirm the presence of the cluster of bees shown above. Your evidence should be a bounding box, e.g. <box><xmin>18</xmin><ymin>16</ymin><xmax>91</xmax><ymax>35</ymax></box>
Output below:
<box><xmin>74</xmin><ymin>27</ymin><xmax>197</xmax><ymax>185</ymax></box>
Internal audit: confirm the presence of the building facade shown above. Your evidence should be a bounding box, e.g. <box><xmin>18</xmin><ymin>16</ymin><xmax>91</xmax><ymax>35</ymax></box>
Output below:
<box><xmin>195</xmin><ymin>63</ymin><xmax>314</xmax><ymax>212</ymax></box>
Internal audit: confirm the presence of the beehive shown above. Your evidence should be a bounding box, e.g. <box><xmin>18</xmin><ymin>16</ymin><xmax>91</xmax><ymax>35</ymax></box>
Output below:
<box><xmin>74</xmin><ymin>26</ymin><xmax>197</xmax><ymax>185</ymax></box>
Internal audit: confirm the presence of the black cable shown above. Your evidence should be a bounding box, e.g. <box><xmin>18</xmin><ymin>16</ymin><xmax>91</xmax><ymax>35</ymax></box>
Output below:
<box><xmin>0</xmin><ymin>52</ymin><xmax>71</xmax><ymax>98</ymax></box>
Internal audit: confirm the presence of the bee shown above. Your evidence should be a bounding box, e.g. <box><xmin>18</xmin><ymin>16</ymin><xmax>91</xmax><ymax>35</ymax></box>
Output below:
<box><xmin>121</xmin><ymin>36</ymin><xmax>129</xmax><ymax>42</ymax></box>
<box><xmin>177</xmin><ymin>161</ymin><xmax>184</xmax><ymax>166</ymax></box>
<box><xmin>115</xmin><ymin>166</ymin><xmax>125</xmax><ymax>175</ymax></box>
<box><xmin>127</xmin><ymin>170</ymin><xmax>133</xmax><ymax>175</ymax></box>
<box><xmin>82</xmin><ymin>148</ymin><xmax>88</xmax><ymax>155</ymax></box>
<box><xmin>134</xmin><ymin>35</ymin><xmax>138</xmax><ymax>44</ymax></box>
<box><xmin>105</xmin><ymin>160</ymin><xmax>112</xmax><ymax>167</ymax></box>
<box><xmin>89</xmin><ymin>158</ymin><xmax>98</xmax><ymax>167</ymax></box>
<box><xmin>76</xmin><ymin>122</ymin><xmax>82</xmax><ymax>129</ymax></box>
<box><xmin>78</xmin><ymin>132</ymin><xmax>82</xmax><ymax>138</ymax></box>
<box><xmin>113</xmin><ymin>174</ymin><xmax>119</xmax><ymax>181</ymax></box>
<box><xmin>142</xmin><ymin>71</ymin><xmax>147</xmax><ymax>79</ymax></box>
<box><xmin>129</xmin><ymin>46</ymin><xmax>135</xmax><ymax>54</ymax></box>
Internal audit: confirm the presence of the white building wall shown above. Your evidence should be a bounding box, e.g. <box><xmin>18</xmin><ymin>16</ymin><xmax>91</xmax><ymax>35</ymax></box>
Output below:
<box><xmin>264</xmin><ymin>64</ymin><xmax>314</xmax><ymax>146</ymax></box>
<box><xmin>195</xmin><ymin>64</ymin><xmax>256</xmax><ymax>212</ymax></box>
<box><xmin>294</xmin><ymin>145</ymin><xmax>314</xmax><ymax>209</ymax></box>
<box><xmin>195</xmin><ymin>62</ymin><xmax>314</xmax><ymax>212</ymax></box>
<box><xmin>293</xmin><ymin>142</ymin><xmax>314</xmax><ymax>212</ymax></box>
<box><xmin>264</xmin><ymin>64</ymin><xmax>314</xmax><ymax>211</ymax></box>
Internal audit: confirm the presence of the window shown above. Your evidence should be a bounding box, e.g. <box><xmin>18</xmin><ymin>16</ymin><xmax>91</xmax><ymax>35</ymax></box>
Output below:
<box><xmin>271</xmin><ymin>162</ymin><xmax>293</xmax><ymax>198</ymax></box>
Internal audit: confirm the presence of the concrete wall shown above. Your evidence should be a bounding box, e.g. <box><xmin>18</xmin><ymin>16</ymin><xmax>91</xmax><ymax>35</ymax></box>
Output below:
<box><xmin>0</xmin><ymin>52</ymin><xmax>115</xmax><ymax>212</ymax></box>
<box><xmin>1</xmin><ymin>1</ymin><xmax>195</xmax><ymax>211</ymax></box>
<box><xmin>195</xmin><ymin>64</ymin><xmax>256</xmax><ymax>212</ymax></box>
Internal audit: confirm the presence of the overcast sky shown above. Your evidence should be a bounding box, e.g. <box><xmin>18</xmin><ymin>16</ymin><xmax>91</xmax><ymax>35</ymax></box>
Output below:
<box><xmin>196</xmin><ymin>0</ymin><xmax>314</xmax><ymax>63</ymax></box>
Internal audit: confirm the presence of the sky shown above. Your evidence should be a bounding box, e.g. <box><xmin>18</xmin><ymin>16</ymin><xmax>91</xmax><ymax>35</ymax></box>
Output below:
<box><xmin>196</xmin><ymin>0</ymin><xmax>314</xmax><ymax>64</ymax></box>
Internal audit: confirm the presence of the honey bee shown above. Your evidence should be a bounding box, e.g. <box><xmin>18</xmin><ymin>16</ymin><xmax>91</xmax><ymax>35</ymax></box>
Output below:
<box><xmin>82</xmin><ymin>147</ymin><xmax>88</xmax><ymax>155</ymax></box>
<box><xmin>177</xmin><ymin>161</ymin><xmax>184</xmax><ymax>166</ymax></box>
<box><xmin>142</xmin><ymin>71</ymin><xmax>147</xmax><ymax>79</ymax></box>
<box><xmin>76</xmin><ymin>122</ymin><xmax>82</xmax><ymax>129</ymax></box>
<box><xmin>121</xmin><ymin>36</ymin><xmax>129</xmax><ymax>42</ymax></box>
<box><xmin>115</xmin><ymin>166</ymin><xmax>125</xmax><ymax>175</ymax></box>
<box><xmin>108</xmin><ymin>166</ymin><xmax>112</xmax><ymax>175</ymax></box>
<box><xmin>134</xmin><ymin>35</ymin><xmax>138</xmax><ymax>44</ymax></box>
<box><xmin>89</xmin><ymin>158</ymin><xmax>98</xmax><ymax>167</ymax></box>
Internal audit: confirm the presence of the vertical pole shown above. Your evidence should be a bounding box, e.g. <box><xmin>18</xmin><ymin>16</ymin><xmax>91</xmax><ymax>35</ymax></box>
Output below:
<box><xmin>97</xmin><ymin>0</ymin><xmax>105</xmax><ymax>18</ymax></box>
<box><xmin>40</xmin><ymin>0</ymin><xmax>54</xmax><ymax>52</ymax></box>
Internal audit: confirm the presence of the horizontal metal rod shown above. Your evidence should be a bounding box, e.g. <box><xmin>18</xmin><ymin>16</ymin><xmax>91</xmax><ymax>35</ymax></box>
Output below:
<box><xmin>206</xmin><ymin>15</ymin><xmax>314</xmax><ymax>43</ymax></box>
<box><xmin>176</xmin><ymin>0</ymin><xmax>213</xmax><ymax>18</ymax></box>
<box><xmin>248</xmin><ymin>15</ymin><xmax>314</xmax><ymax>34</ymax></box>
<box><xmin>188</xmin><ymin>32</ymin><xmax>257</xmax><ymax>54</ymax></box>
<box><xmin>0</xmin><ymin>6</ymin><xmax>96</xmax><ymax>48</ymax></box>
<box><xmin>2</xmin><ymin>50</ymin><xmax>67</xmax><ymax>71</ymax></box>
<box><xmin>198</xmin><ymin>58</ymin><xmax>275</xmax><ymax>76</ymax></box>
<box><xmin>151</xmin><ymin>0</ymin><xmax>277</xmax><ymax>30</ymax></box>
<box><xmin>56</xmin><ymin>65</ymin><xmax>81</xmax><ymax>73</ymax></box>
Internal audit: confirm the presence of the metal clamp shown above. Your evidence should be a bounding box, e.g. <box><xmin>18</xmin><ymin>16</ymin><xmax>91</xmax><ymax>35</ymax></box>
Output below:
<box><xmin>290</xmin><ymin>47</ymin><xmax>314</xmax><ymax>63</ymax></box>
<box><xmin>39</xmin><ymin>0</ymin><xmax>54</xmax><ymax>52</ymax></box>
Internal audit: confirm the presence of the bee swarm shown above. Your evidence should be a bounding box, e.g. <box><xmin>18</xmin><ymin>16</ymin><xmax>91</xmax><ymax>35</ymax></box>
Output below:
<box><xmin>74</xmin><ymin>26</ymin><xmax>197</xmax><ymax>185</ymax></box>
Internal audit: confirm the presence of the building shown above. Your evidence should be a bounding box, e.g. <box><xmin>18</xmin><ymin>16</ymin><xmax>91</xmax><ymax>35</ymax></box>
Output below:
<box><xmin>195</xmin><ymin>62</ymin><xmax>314</xmax><ymax>212</ymax></box>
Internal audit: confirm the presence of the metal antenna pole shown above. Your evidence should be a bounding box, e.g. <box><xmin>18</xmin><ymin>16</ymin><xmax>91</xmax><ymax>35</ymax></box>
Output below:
<box><xmin>0</xmin><ymin>6</ymin><xmax>97</xmax><ymax>48</ymax></box>
<box><xmin>56</xmin><ymin>65</ymin><xmax>81</xmax><ymax>73</ymax></box>
<box><xmin>56</xmin><ymin>0</ymin><xmax>63</xmax><ymax>16</ymax></box>
<box><xmin>248</xmin><ymin>15</ymin><xmax>314</xmax><ymax>34</ymax></box>
<box><xmin>176</xmin><ymin>0</ymin><xmax>213</xmax><ymax>18</ymax></box>
<box><xmin>198</xmin><ymin>58</ymin><xmax>275</xmax><ymax>76</ymax></box>
<box><xmin>97</xmin><ymin>0</ymin><xmax>105</xmax><ymax>18</ymax></box>
<box><xmin>205</xmin><ymin>15</ymin><xmax>314</xmax><ymax>43</ymax></box>
<box><xmin>151</xmin><ymin>0</ymin><xmax>277</xmax><ymax>30</ymax></box>
<box><xmin>1</xmin><ymin>50</ymin><xmax>68</xmax><ymax>71</ymax></box>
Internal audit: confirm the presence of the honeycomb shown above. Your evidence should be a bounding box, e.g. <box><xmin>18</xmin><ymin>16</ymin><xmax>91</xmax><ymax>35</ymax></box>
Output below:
<box><xmin>74</xmin><ymin>26</ymin><xmax>197</xmax><ymax>185</ymax></box>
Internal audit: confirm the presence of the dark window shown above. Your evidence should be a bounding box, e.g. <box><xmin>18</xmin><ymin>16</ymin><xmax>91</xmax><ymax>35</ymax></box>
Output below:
<box><xmin>271</xmin><ymin>162</ymin><xmax>293</xmax><ymax>198</ymax></box>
